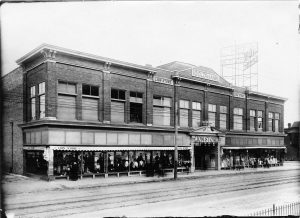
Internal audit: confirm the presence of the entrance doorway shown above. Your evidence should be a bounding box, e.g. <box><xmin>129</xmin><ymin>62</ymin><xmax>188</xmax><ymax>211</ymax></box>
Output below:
<box><xmin>194</xmin><ymin>145</ymin><xmax>217</xmax><ymax>170</ymax></box>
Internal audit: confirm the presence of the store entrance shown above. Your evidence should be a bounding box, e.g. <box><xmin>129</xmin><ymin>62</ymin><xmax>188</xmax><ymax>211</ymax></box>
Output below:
<box><xmin>194</xmin><ymin>145</ymin><xmax>216</xmax><ymax>170</ymax></box>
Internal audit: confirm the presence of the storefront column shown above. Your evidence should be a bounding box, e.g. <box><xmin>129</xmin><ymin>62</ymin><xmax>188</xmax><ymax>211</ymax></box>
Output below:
<box><xmin>216</xmin><ymin>144</ymin><xmax>221</xmax><ymax>170</ymax></box>
<box><xmin>47</xmin><ymin>148</ymin><xmax>54</xmax><ymax>180</ymax></box>
<box><xmin>104</xmin><ymin>152</ymin><xmax>108</xmax><ymax>174</ymax></box>
<box><xmin>190</xmin><ymin>145</ymin><xmax>195</xmax><ymax>172</ymax></box>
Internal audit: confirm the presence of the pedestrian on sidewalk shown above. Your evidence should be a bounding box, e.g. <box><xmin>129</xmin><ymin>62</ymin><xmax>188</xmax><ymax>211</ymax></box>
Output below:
<box><xmin>69</xmin><ymin>162</ymin><xmax>79</xmax><ymax>181</ymax></box>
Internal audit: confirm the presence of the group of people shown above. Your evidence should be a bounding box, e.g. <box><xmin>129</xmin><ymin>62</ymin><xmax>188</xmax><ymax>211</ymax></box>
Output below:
<box><xmin>221</xmin><ymin>155</ymin><xmax>281</xmax><ymax>169</ymax></box>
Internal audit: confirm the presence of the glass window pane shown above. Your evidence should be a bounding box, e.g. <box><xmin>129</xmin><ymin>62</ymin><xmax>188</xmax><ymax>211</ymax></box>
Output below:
<box><xmin>39</xmin><ymin>95</ymin><xmax>45</xmax><ymax>118</ymax></box>
<box><xmin>31</xmin><ymin>98</ymin><xmax>36</xmax><ymax>120</ymax></box>
<box><xmin>257</xmin><ymin>111</ymin><xmax>263</xmax><ymax>117</ymax></box>
<box><xmin>275</xmin><ymin>113</ymin><xmax>279</xmax><ymax>119</ymax></box>
<box><xmin>111</xmin><ymin>89</ymin><xmax>118</xmax><ymax>99</ymax></box>
<box><xmin>91</xmin><ymin>86</ymin><xmax>99</xmax><ymax>96</ymax></box>
<box><xmin>274</xmin><ymin>120</ymin><xmax>279</xmax><ymax>132</ymax></box>
<box><xmin>208</xmin><ymin>112</ymin><xmax>216</xmax><ymax>127</ymax></box>
<box><xmin>220</xmin><ymin>106</ymin><xmax>227</xmax><ymax>113</ymax></box>
<box><xmin>220</xmin><ymin>113</ymin><xmax>227</xmax><ymax>129</ymax></box>
<box><xmin>180</xmin><ymin>109</ymin><xmax>189</xmax><ymax>127</ymax></box>
<box><xmin>30</xmin><ymin>86</ymin><xmax>36</xmax><ymax>97</ymax></box>
<box><xmin>163</xmin><ymin>97</ymin><xmax>171</xmax><ymax>107</ymax></box>
<box><xmin>82</xmin><ymin>85</ymin><xmax>90</xmax><ymax>95</ymax></box>
<box><xmin>268</xmin><ymin>113</ymin><xmax>273</xmax><ymax>119</ymax></box>
<box><xmin>250</xmin><ymin>117</ymin><xmax>255</xmax><ymax>131</ymax></box>
<box><xmin>38</xmin><ymin>82</ymin><xmax>45</xmax><ymax>95</ymax></box>
<box><xmin>130</xmin><ymin>102</ymin><xmax>143</xmax><ymax>123</ymax></box>
<box><xmin>234</xmin><ymin>115</ymin><xmax>243</xmax><ymax>130</ymax></box>
<box><xmin>119</xmin><ymin>90</ymin><xmax>125</xmax><ymax>100</ymax></box>
<box><xmin>192</xmin><ymin>110</ymin><xmax>201</xmax><ymax>128</ymax></box>
<box><xmin>153</xmin><ymin>106</ymin><xmax>170</xmax><ymax>126</ymax></box>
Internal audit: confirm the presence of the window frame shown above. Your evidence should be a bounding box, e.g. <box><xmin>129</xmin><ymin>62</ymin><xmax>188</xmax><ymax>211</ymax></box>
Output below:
<box><xmin>82</xmin><ymin>84</ymin><xmax>99</xmax><ymax>97</ymax></box>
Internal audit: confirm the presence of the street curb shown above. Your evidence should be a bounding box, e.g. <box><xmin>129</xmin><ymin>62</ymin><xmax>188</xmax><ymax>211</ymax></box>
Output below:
<box><xmin>73</xmin><ymin>167</ymin><xmax>300</xmax><ymax>190</ymax></box>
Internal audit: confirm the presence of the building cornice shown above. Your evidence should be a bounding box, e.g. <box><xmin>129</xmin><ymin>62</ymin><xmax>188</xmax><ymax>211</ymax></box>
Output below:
<box><xmin>16</xmin><ymin>44</ymin><xmax>159</xmax><ymax>74</ymax></box>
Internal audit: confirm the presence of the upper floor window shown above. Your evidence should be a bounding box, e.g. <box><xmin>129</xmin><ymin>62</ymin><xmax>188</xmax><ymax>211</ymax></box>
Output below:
<box><xmin>38</xmin><ymin>82</ymin><xmax>45</xmax><ymax>119</ymax></box>
<box><xmin>130</xmin><ymin>92</ymin><xmax>143</xmax><ymax>103</ymax></box>
<box><xmin>58</xmin><ymin>81</ymin><xmax>76</xmax><ymax>94</ymax></box>
<box><xmin>82</xmin><ymin>84</ymin><xmax>99</xmax><ymax>121</ymax></box>
<box><xmin>179</xmin><ymin>100</ymin><xmax>189</xmax><ymax>127</ymax></box>
<box><xmin>257</xmin><ymin>110</ymin><xmax>263</xmax><ymax>131</ymax></box>
<box><xmin>111</xmin><ymin>89</ymin><xmax>126</xmax><ymax>123</ymax></box>
<box><xmin>30</xmin><ymin>86</ymin><xmax>36</xmax><ymax>120</ymax></box>
<box><xmin>57</xmin><ymin>81</ymin><xmax>77</xmax><ymax>120</ymax></box>
<box><xmin>219</xmin><ymin>106</ymin><xmax>227</xmax><ymax>129</ymax></box>
<box><xmin>274</xmin><ymin>113</ymin><xmax>280</xmax><ymax>132</ymax></box>
<box><xmin>192</xmin><ymin>102</ymin><xmax>201</xmax><ymax>128</ymax></box>
<box><xmin>268</xmin><ymin>112</ymin><xmax>279</xmax><ymax>132</ymax></box>
<box><xmin>233</xmin><ymin>108</ymin><xmax>243</xmax><ymax>130</ymax></box>
<box><xmin>153</xmin><ymin>96</ymin><xmax>171</xmax><ymax>126</ymax></box>
<box><xmin>111</xmin><ymin>89</ymin><xmax>125</xmax><ymax>100</ymax></box>
<box><xmin>82</xmin><ymin>84</ymin><xmax>99</xmax><ymax>97</ymax></box>
<box><xmin>208</xmin><ymin>104</ymin><xmax>216</xmax><ymax>127</ymax></box>
<box><xmin>250</xmin><ymin>109</ymin><xmax>256</xmax><ymax>131</ymax></box>
<box><xmin>130</xmin><ymin>91</ymin><xmax>143</xmax><ymax>123</ymax></box>
<box><xmin>268</xmin><ymin>112</ymin><xmax>274</xmax><ymax>131</ymax></box>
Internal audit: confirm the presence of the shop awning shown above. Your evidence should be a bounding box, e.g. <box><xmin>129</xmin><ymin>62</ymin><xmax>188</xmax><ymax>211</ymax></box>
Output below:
<box><xmin>23</xmin><ymin>146</ymin><xmax>45</xmax><ymax>150</ymax></box>
<box><xmin>50</xmin><ymin>146</ymin><xmax>191</xmax><ymax>151</ymax></box>
<box><xmin>222</xmin><ymin>146</ymin><xmax>286</xmax><ymax>150</ymax></box>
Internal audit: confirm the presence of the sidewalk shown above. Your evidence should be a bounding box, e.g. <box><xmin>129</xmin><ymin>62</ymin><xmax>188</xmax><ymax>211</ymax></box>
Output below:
<box><xmin>3</xmin><ymin>161</ymin><xmax>300</xmax><ymax>195</ymax></box>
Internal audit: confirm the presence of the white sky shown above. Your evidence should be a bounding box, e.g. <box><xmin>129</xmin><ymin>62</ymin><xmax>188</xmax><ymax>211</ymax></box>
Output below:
<box><xmin>1</xmin><ymin>1</ymin><xmax>299</xmax><ymax>126</ymax></box>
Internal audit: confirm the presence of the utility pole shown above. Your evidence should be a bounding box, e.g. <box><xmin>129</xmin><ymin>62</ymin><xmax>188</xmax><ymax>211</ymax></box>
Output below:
<box><xmin>173</xmin><ymin>73</ymin><xmax>180</xmax><ymax>180</ymax></box>
<box><xmin>10</xmin><ymin>120</ymin><xmax>14</xmax><ymax>173</ymax></box>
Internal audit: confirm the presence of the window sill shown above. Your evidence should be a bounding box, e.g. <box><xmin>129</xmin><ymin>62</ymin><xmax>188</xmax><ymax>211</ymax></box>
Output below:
<box><xmin>58</xmin><ymin>92</ymin><xmax>77</xmax><ymax>96</ymax></box>
<box><xmin>82</xmin><ymin>95</ymin><xmax>99</xmax><ymax>99</ymax></box>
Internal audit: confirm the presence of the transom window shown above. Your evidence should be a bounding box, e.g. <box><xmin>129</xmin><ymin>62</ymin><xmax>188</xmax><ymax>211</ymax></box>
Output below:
<box><xmin>111</xmin><ymin>89</ymin><xmax>125</xmax><ymax>100</ymax></box>
<box><xmin>153</xmin><ymin>96</ymin><xmax>171</xmax><ymax>107</ymax></box>
<box><xmin>38</xmin><ymin>82</ymin><xmax>45</xmax><ymax>95</ymax></box>
<box><xmin>208</xmin><ymin>104</ymin><xmax>216</xmax><ymax>112</ymax></box>
<box><xmin>58</xmin><ymin>81</ymin><xmax>76</xmax><ymax>94</ymax></box>
<box><xmin>82</xmin><ymin>84</ymin><xmax>99</xmax><ymax>97</ymax></box>
<box><xmin>130</xmin><ymin>91</ymin><xmax>143</xmax><ymax>103</ymax></box>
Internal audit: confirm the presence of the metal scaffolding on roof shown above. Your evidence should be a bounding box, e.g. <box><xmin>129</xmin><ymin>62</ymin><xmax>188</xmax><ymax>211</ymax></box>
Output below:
<box><xmin>220</xmin><ymin>42</ymin><xmax>259</xmax><ymax>91</ymax></box>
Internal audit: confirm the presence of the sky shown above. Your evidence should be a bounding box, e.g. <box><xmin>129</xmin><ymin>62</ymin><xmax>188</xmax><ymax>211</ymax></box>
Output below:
<box><xmin>1</xmin><ymin>1</ymin><xmax>299</xmax><ymax>126</ymax></box>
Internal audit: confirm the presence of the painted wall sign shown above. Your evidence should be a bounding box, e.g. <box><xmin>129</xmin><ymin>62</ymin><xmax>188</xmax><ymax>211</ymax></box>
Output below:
<box><xmin>191</xmin><ymin>68</ymin><xmax>219</xmax><ymax>82</ymax></box>
<box><xmin>193</xmin><ymin>136</ymin><xmax>218</xmax><ymax>143</ymax></box>
<box><xmin>23</xmin><ymin>146</ymin><xmax>45</xmax><ymax>150</ymax></box>
<box><xmin>233</xmin><ymin>92</ymin><xmax>246</xmax><ymax>98</ymax></box>
<box><xmin>153</xmin><ymin>76</ymin><xmax>174</xmax><ymax>85</ymax></box>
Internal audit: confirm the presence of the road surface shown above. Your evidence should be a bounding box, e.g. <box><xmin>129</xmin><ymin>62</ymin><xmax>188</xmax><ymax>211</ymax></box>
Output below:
<box><xmin>5</xmin><ymin>169</ymin><xmax>300</xmax><ymax>217</ymax></box>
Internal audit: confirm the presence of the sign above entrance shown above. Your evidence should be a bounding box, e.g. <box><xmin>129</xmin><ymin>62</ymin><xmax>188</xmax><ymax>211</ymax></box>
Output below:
<box><xmin>193</xmin><ymin>136</ymin><xmax>218</xmax><ymax>143</ymax></box>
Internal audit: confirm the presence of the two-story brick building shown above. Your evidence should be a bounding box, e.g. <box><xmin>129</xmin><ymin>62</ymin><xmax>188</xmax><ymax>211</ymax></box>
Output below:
<box><xmin>2</xmin><ymin>44</ymin><xmax>287</xmax><ymax>180</ymax></box>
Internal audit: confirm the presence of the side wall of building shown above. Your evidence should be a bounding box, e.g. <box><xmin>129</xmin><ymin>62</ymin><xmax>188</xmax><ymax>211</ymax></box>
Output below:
<box><xmin>2</xmin><ymin>67</ymin><xmax>24</xmax><ymax>174</ymax></box>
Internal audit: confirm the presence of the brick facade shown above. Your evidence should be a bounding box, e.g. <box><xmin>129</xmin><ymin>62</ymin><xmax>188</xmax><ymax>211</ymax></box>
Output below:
<box><xmin>2</xmin><ymin>44</ymin><xmax>287</xmax><ymax>177</ymax></box>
